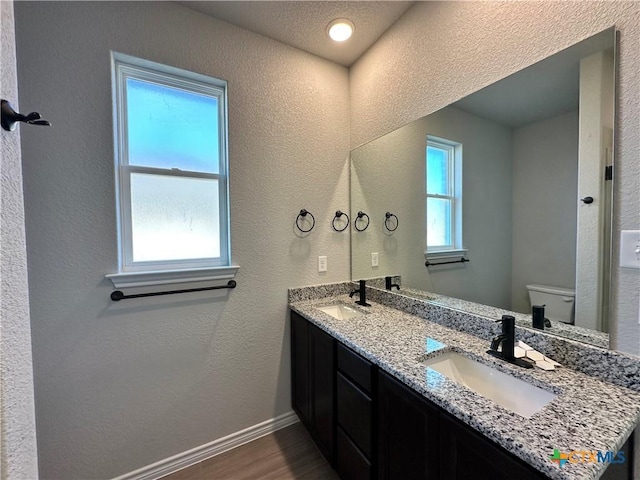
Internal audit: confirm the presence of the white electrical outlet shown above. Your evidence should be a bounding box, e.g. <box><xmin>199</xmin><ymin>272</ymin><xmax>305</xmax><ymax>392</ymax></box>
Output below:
<box><xmin>318</xmin><ymin>256</ymin><xmax>328</xmax><ymax>272</ymax></box>
<box><xmin>371</xmin><ymin>252</ymin><xmax>379</xmax><ymax>267</ymax></box>
<box><xmin>620</xmin><ymin>230</ymin><xmax>640</xmax><ymax>269</ymax></box>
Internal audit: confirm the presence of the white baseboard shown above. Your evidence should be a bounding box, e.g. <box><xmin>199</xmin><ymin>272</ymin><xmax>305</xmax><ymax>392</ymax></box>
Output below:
<box><xmin>114</xmin><ymin>411</ymin><xmax>299</xmax><ymax>480</ymax></box>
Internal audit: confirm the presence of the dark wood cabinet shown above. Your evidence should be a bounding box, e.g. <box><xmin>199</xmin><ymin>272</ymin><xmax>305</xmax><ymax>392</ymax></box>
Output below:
<box><xmin>310</xmin><ymin>320</ymin><xmax>335</xmax><ymax>460</ymax></box>
<box><xmin>378</xmin><ymin>370</ymin><xmax>440</xmax><ymax>480</ymax></box>
<box><xmin>291</xmin><ymin>311</ymin><xmax>335</xmax><ymax>463</ymax></box>
<box><xmin>337</xmin><ymin>372</ymin><xmax>373</xmax><ymax>458</ymax></box>
<box><xmin>291</xmin><ymin>312</ymin><xmax>310</xmax><ymax>425</ymax></box>
<box><xmin>336</xmin><ymin>343</ymin><xmax>375</xmax><ymax>479</ymax></box>
<box><xmin>291</xmin><ymin>310</ymin><xmax>553</xmax><ymax>480</ymax></box>
<box><xmin>439</xmin><ymin>413</ymin><xmax>547</xmax><ymax>480</ymax></box>
<box><xmin>337</xmin><ymin>426</ymin><xmax>373</xmax><ymax>480</ymax></box>
<box><xmin>338</xmin><ymin>342</ymin><xmax>374</xmax><ymax>393</ymax></box>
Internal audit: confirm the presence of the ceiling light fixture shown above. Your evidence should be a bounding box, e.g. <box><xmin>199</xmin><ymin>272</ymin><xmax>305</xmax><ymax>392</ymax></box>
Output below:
<box><xmin>327</xmin><ymin>19</ymin><xmax>355</xmax><ymax>42</ymax></box>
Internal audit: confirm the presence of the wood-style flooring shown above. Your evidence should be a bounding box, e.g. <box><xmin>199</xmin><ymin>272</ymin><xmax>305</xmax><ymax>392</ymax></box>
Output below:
<box><xmin>162</xmin><ymin>422</ymin><xmax>338</xmax><ymax>480</ymax></box>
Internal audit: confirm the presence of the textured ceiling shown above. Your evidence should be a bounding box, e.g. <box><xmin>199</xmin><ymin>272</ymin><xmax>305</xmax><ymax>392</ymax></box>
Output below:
<box><xmin>180</xmin><ymin>1</ymin><xmax>415</xmax><ymax>66</ymax></box>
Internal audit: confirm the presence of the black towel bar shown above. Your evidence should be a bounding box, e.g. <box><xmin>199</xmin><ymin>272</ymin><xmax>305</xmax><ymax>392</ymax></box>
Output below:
<box><xmin>111</xmin><ymin>280</ymin><xmax>236</xmax><ymax>301</ymax></box>
<box><xmin>425</xmin><ymin>257</ymin><xmax>469</xmax><ymax>267</ymax></box>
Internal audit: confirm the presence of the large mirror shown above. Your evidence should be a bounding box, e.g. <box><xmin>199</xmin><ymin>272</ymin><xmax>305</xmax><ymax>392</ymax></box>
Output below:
<box><xmin>350</xmin><ymin>29</ymin><xmax>615</xmax><ymax>348</ymax></box>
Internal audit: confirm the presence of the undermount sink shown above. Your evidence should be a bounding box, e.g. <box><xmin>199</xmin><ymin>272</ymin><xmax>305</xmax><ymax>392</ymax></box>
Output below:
<box><xmin>421</xmin><ymin>352</ymin><xmax>556</xmax><ymax>418</ymax></box>
<box><xmin>316</xmin><ymin>303</ymin><xmax>363</xmax><ymax>320</ymax></box>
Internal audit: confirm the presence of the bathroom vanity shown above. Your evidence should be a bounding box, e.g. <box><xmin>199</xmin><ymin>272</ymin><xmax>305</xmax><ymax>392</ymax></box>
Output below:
<box><xmin>292</xmin><ymin>311</ymin><xmax>547</xmax><ymax>479</ymax></box>
<box><xmin>289</xmin><ymin>283</ymin><xmax>640</xmax><ymax>480</ymax></box>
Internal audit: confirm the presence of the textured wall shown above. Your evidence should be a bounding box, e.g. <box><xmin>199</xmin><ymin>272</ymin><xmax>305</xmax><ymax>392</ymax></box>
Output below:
<box><xmin>350</xmin><ymin>1</ymin><xmax>640</xmax><ymax>357</ymax></box>
<box><xmin>14</xmin><ymin>2</ymin><xmax>350</xmax><ymax>478</ymax></box>
<box><xmin>0</xmin><ymin>1</ymin><xmax>39</xmax><ymax>478</ymax></box>
<box><xmin>511</xmin><ymin>111</ymin><xmax>579</xmax><ymax>314</ymax></box>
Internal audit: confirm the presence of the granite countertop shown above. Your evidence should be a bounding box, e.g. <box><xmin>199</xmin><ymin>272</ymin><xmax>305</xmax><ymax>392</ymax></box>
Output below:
<box><xmin>398</xmin><ymin>287</ymin><xmax>609</xmax><ymax>349</ymax></box>
<box><xmin>289</xmin><ymin>293</ymin><xmax>640</xmax><ymax>480</ymax></box>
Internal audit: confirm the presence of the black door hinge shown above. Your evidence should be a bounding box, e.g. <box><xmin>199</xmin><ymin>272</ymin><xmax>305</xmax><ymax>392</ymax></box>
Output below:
<box><xmin>605</xmin><ymin>165</ymin><xmax>613</xmax><ymax>181</ymax></box>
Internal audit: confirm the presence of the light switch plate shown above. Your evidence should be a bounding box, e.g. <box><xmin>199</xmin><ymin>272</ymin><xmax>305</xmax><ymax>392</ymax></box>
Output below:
<box><xmin>371</xmin><ymin>252</ymin><xmax>379</xmax><ymax>267</ymax></box>
<box><xmin>620</xmin><ymin>230</ymin><xmax>640</xmax><ymax>269</ymax></box>
<box><xmin>318</xmin><ymin>256</ymin><xmax>327</xmax><ymax>272</ymax></box>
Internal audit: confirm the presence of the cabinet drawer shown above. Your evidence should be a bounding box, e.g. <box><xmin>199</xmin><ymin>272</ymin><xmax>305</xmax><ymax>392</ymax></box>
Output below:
<box><xmin>337</xmin><ymin>426</ymin><xmax>372</xmax><ymax>480</ymax></box>
<box><xmin>338</xmin><ymin>342</ymin><xmax>373</xmax><ymax>393</ymax></box>
<box><xmin>337</xmin><ymin>371</ymin><xmax>372</xmax><ymax>458</ymax></box>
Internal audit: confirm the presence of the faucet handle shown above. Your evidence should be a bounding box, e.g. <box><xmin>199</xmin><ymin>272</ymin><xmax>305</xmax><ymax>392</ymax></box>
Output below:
<box><xmin>495</xmin><ymin>314</ymin><xmax>515</xmax><ymax>325</ymax></box>
<box><xmin>495</xmin><ymin>315</ymin><xmax>515</xmax><ymax>335</ymax></box>
<box><xmin>532</xmin><ymin>305</ymin><xmax>546</xmax><ymax>330</ymax></box>
<box><xmin>490</xmin><ymin>335</ymin><xmax>504</xmax><ymax>351</ymax></box>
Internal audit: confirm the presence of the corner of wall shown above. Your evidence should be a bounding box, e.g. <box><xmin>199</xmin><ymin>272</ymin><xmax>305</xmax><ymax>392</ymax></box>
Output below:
<box><xmin>0</xmin><ymin>1</ymin><xmax>39</xmax><ymax>478</ymax></box>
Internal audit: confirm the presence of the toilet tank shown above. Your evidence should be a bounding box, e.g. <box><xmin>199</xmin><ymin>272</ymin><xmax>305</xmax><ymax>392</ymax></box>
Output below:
<box><xmin>526</xmin><ymin>284</ymin><xmax>575</xmax><ymax>324</ymax></box>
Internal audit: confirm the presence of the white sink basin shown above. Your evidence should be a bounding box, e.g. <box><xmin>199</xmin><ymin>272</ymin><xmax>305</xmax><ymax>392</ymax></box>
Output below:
<box><xmin>422</xmin><ymin>352</ymin><xmax>556</xmax><ymax>418</ymax></box>
<box><xmin>316</xmin><ymin>304</ymin><xmax>363</xmax><ymax>320</ymax></box>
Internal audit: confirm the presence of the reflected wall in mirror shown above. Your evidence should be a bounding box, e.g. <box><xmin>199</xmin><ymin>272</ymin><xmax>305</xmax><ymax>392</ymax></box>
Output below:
<box><xmin>350</xmin><ymin>29</ymin><xmax>615</xmax><ymax>348</ymax></box>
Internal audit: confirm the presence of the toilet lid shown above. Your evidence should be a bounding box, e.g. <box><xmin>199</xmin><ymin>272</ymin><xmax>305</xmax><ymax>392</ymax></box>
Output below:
<box><xmin>526</xmin><ymin>284</ymin><xmax>575</xmax><ymax>297</ymax></box>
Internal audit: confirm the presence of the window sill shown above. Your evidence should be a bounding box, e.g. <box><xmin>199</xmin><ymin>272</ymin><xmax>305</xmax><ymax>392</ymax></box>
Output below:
<box><xmin>425</xmin><ymin>249</ymin><xmax>468</xmax><ymax>261</ymax></box>
<box><xmin>105</xmin><ymin>265</ymin><xmax>240</xmax><ymax>289</ymax></box>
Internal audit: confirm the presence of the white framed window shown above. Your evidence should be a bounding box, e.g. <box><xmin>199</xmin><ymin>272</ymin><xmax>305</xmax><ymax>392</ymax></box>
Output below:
<box><xmin>426</xmin><ymin>136</ymin><xmax>464</xmax><ymax>255</ymax></box>
<box><xmin>107</xmin><ymin>52</ymin><xmax>237</xmax><ymax>288</ymax></box>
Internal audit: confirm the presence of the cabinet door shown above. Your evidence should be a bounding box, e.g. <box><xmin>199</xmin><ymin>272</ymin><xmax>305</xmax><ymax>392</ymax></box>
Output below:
<box><xmin>378</xmin><ymin>371</ymin><xmax>440</xmax><ymax>480</ymax></box>
<box><xmin>439</xmin><ymin>413</ymin><xmax>548</xmax><ymax>480</ymax></box>
<box><xmin>291</xmin><ymin>312</ymin><xmax>310</xmax><ymax>427</ymax></box>
<box><xmin>309</xmin><ymin>322</ymin><xmax>335</xmax><ymax>462</ymax></box>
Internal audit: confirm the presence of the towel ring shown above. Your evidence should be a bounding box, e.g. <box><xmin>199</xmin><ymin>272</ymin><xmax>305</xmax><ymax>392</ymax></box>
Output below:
<box><xmin>354</xmin><ymin>211</ymin><xmax>370</xmax><ymax>232</ymax></box>
<box><xmin>295</xmin><ymin>209</ymin><xmax>315</xmax><ymax>233</ymax></box>
<box><xmin>384</xmin><ymin>212</ymin><xmax>399</xmax><ymax>232</ymax></box>
<box><xmin>332</xmin><ymin>210</ymin><xmax>350</xmax><ymax>232</ymax></box>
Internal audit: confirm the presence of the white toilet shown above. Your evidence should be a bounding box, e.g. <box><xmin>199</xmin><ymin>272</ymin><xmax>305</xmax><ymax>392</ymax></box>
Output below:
<box><xmin>526</xmin><ymin>284</ymin><xmax>575</xmax><ymax>324</ymax></box>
